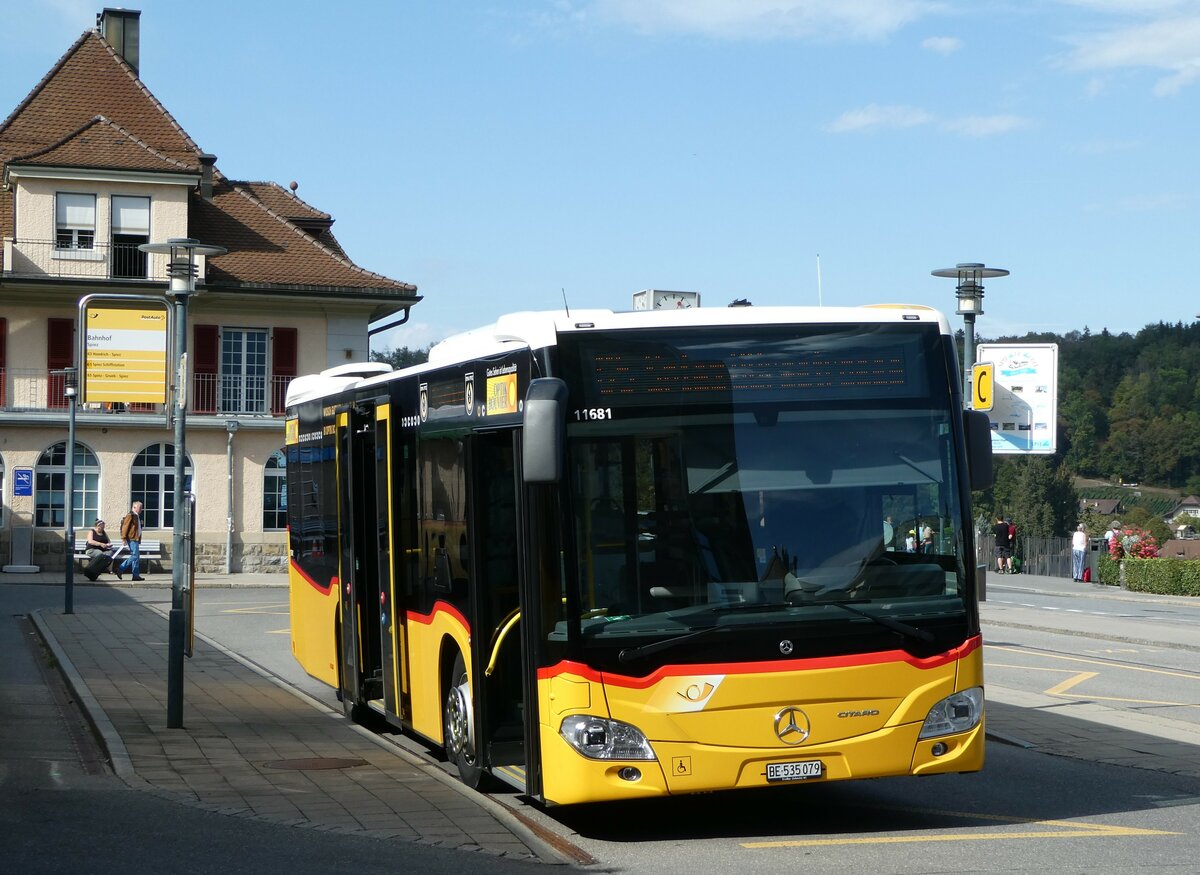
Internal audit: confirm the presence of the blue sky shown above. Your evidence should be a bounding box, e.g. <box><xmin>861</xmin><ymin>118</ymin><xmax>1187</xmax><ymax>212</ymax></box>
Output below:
<box><xmin>4</xmin><ymin>1</ymin><xmax>1199</xmax><ymax>352</ymax></box>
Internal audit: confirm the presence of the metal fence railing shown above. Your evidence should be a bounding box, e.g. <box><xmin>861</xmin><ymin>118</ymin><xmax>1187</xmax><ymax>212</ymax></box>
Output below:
<box><xmin>977</xmin><ymin>533</ymin><xmax>1072</xmax><ymax>578</ymax></box>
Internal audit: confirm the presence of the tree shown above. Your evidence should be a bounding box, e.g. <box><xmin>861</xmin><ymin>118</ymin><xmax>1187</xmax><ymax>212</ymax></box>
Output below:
<box><xmin>1007</xmin><ymin>457</ymin><xmax>1078</xmax><ymax>537</ymax></box>
<box><xmin>370</xmin><ymin>345</ymin><xmax>430</xmax><ymax>369</ymax></box>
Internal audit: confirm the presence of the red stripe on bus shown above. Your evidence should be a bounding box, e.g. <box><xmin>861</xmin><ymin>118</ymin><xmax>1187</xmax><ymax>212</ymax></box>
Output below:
<box><xmin>290</xmin><ymin>558</ymin><xmax>334</xmax><ymax>595</ymax></box>
<box><xmin>406</xmin><ymin>601</ymin><xmax>471</xmax><ymax>635</ymax></box>
<box><xmin>537</xmin><ymin>635</ymin><xmax>982</xmax><ymax>688</ymax></box>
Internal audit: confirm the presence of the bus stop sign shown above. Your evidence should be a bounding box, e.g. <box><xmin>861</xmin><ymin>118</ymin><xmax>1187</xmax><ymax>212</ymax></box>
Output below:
<box><xmin>972</xmin><ymin>362</ymin><xmax>994</xmax><ymax>411</ymax></box>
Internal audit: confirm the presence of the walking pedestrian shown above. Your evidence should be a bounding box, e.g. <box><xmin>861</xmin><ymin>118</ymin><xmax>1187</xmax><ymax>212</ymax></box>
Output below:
<box><xmin>993</xmin><ymin>515</ymin><xmax>1011</xmax><ymax>574</ymax></box>
<box><xmin>1071</xmin><ymin>523</ymin><xmax>1088</xmax><ymax>582</ymax></box>
<box><xmin>116</xmin><ymin>500</ymin><xmax>145</xmax><ymax>581</ymax></box>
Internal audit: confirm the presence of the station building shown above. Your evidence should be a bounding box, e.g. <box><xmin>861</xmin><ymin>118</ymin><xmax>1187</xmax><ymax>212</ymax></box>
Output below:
<box><xmin>0</xmin><ymin>9</ymin><xmax>418</xmax><ymax>572</ymax></box>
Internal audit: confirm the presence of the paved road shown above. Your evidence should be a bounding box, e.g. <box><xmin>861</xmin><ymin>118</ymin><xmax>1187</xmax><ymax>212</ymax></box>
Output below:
<box><xmin>4</xmin><ymin>569</ymin><xmax>1198</xmax><ymax>873</ymax></box>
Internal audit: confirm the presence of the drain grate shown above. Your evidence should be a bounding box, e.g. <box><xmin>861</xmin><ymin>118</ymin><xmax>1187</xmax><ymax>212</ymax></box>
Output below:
<box><xmin>262</xmin><ymin>757</ymin><xmax>368</xmax><ymax>771</ymax></box>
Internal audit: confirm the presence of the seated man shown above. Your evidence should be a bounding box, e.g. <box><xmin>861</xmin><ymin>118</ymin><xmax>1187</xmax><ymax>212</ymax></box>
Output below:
<box><xmin>83</xmin><ymin>519</ymin><xmax>114</xmax><ymax>581</ymax></box>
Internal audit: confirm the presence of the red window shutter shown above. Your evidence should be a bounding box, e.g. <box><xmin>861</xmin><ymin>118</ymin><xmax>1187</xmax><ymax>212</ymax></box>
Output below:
<box><xmin>193</xmin><ymin>324</ymin><xmax>219</xmax><ymax>414</ymax></box>
<box><xmin>271</xmin><ymin>327</ymin><xmax>297</xmax><ymax>414</ymax></box>
<box><xmin>47</xmin><ymin>318</ymin><xmax>75</xmax><ymax>409</ymax></box>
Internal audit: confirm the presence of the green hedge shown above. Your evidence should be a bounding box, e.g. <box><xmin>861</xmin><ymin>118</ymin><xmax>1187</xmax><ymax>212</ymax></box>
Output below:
<box><xmin>1097</xmin><ymin>553</ymin><xmax>1121</xmax><ymax>587</ymax></box>
<box><xmin>1102</xmin><ymin>556</ymin><xmax>1200</xmax><ymax>596</ymax></box>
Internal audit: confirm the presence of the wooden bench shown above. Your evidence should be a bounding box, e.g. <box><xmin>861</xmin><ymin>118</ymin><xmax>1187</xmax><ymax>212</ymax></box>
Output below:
<box><xmin>74</xmin><ymin>538</ymin><xmax>164</xmax><ymax>573</ymax></box>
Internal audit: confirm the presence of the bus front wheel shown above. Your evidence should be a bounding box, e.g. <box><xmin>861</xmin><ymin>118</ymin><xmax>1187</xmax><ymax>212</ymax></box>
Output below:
<box><xmin>443</xmin><ymin>652</ymin><xmax>484</xmax><ymax>788</ymax></box>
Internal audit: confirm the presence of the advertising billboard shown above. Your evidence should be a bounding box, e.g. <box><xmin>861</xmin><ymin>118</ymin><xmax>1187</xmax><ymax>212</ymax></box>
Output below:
<box><xmin>975</xmin><ymin>343</ymin><xmax>1058</xmax><ymax>455</ymax></box>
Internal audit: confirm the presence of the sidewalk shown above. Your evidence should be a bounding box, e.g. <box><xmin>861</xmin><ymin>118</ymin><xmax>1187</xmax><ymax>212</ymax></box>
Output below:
<box><xmin>21</xmin><ymin>577</ymin><xmax>568</xmax><ymax>864</ymax></box>
<box><xmin>982</xmin><ymin>570</ymin><xmax>1200</xmax><ymax>780</ymax></box>
<box><xmin>3</xmin><ymin>568</ymin><xmax>288</xmax><ymax>588</ymax></box>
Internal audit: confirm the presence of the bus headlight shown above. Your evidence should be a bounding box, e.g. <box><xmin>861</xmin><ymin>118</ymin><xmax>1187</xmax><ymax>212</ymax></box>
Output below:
<box><xmin>919</xmin><ymin>687</ymin><xmax>984</xmax><ymax>739</ymax></box>
<box><xmin>559</xmin><ymin>715</ymin><xmax>657</xmax><ymax>760</ymax></box>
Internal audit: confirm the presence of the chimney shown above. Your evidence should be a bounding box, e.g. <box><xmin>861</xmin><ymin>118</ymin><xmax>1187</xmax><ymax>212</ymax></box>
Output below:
<box><xmin>198</xmin><ymin>153</ymin><xmax>216</xmax><ymax>200</ymax></box>
<box><xmin>98</xmin><ymin>8</ymin><xmax>141</xmax><ymax>75</ymax></box>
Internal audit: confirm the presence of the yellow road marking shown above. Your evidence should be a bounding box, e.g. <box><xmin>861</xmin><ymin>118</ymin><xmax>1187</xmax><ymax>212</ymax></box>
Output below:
<box><xmin>742</xmin><ymin>808</ymin><xmax>1178</xmax><ymax>848</ymax></box>
<box><xmin>988</xmin><ymin>657</ymin><xmax>1199</xmax><ymax>707</ymax></box>
<box><xmin>267</xmin><ymin>628</ymin><xmax>291</xmax><ymax>635</ymax></box>
<box><xmin>1044</xmin><ymin>670</ymin><xmax>1098</xmax><ymax>696</ymax></box>
<box><xmin>220</xmin><ymin>603</ymin><xmax>289</xmax><ymax>615</ymax></box>
<box><xmin>987</xmin><ymin>645</ymin><xmax>1200</xmax><ymax>681</ymax></box>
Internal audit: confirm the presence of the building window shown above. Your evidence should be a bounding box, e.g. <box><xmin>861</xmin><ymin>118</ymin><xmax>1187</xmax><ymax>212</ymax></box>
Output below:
<box><xmin>132</xmin><ymin>443</ymin><xmax>193</xmax><ymax>529</ymax></box>
<box><xmin>35</xmin><ymin>442</ymin><xmax>99</xmax><ymax>527</ymax></box>
<box><xmin>263</xmin><ymin>449</ymin><xmax>287</xmax><ymax>530</ymax></box>
<box><xmin>55</xmin><ymin>192</ymin><xmax>96</xmax><ymax>249</ymax></box>
<box><xmin>0</xmin><ymin>457</ymin><xmax>5</xmax><ymax>527</ymax></box>
<box><xmin>221</xmin><ymin>328</ymin><xmax>268</xmax><ymax>413</ymax></box>
<box><xmin>193</xmin><ymin>325</ymin><xmax>296</xmax><ymax>415</ymax></box>
<box><xmin>111</xmin><ymin>195</ymin><xmax>150</xmax><ymax>278</ymax></box>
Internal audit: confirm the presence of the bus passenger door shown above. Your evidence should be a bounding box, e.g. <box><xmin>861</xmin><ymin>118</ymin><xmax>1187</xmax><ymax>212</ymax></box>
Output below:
<box><xmin>470</xmin><ymin>430</ymin><xmax>526</xmax><ymax>786</ymax></box>
<box><xmin>337</xmin><ymin>399</ymin><xmax>388</xmax><ymax>714</ymax></box>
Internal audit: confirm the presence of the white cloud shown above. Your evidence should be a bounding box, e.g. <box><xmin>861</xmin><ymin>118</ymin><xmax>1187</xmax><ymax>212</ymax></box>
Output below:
<box><xmin>826</xmin><ymin>104</ymin><xmax>935</xmax><ymax>132</ymax></box>
<box><xmin>588</xmin><ymin>0</ymin><xmax>941</xmax><ymax>41</ymax></box>
<box><xmin>921</xmin><ymin>35</ymin><xmax>962</xmax><ymax>54</ymax></box>
<box><xmin>827</xmin><ymin>105</ymin><xmax>1031</xmax><ymax>137</ymax></box>
<box><xmin>1084</xmin><ymin>192</ymin><xmax>1189</xmax><ymax>212</ymax></box>
<box><xmin>939</xmin><ymin>114</ymin><xmax>1032</xmax><ymax>137</ymax></box>
<box><xmin>1062</xmin><ymin>14</ymin><xmax>1200</xmax><ymax>94</ymax></box>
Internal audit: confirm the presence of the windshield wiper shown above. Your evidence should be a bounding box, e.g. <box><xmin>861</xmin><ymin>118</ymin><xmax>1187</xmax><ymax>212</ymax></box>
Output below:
<box><xmin>819</xmin><ymin>599</ymin><xmax>935</xmax><ymax>645</ymax></box>
<box><xmin>618</xmin><ymin>625</ymin><xmax>730</xmax><ymax>663</ymax></box>
<box><xmin>708</xmin><ymin>601</ymin><xmax>793</xmax><ymax>614</ymax></box>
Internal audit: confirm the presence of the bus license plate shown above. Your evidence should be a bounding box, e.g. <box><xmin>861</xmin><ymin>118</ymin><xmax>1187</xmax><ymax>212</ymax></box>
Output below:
<box><xmin>766</xmin><ymin>760</ymin><xmax>823</xmax><ymax>782</ymax></box>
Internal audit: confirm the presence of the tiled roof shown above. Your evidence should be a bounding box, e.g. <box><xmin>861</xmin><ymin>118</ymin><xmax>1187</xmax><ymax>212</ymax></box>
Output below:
<box><xmin>238</xmin><ymin>181</ymin><xmax>348</xmax><ymax>259</ymax></box>
<box><xmin>7</xmin><ymin>115</ymin><xmax>196</xmax><ymax>174</ymax></box>
<box><xmin>194</xmin><ymin>181</ymin><xmax>415</xmax><ymax>293</ymax></box>
<box><xmin>0</xmin><ymin>26</ymin><xmax>415</xmax><ymax>302</ymax></box>
<box><xmin>239</xmin><ymin>181</ymin><xmax>330</xmax><ymax>222</ymax></box>
<box><xmin>0</xmin><ymin>31</ymin><xmax>201</xmax><ymax>169</ymax></box>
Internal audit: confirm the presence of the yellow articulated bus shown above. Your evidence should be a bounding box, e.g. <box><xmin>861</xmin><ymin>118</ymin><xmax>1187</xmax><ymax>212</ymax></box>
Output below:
<box><xmin>284</xmin><ymin>304</ymin><xmax>994</xmax><ymax>806</ymax></box>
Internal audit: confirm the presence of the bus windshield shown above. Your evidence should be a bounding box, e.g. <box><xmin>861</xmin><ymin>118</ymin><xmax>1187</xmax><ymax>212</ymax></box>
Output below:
<box><xmin>559</xmin><ymin>325</ymin><xmax>970</xmax><ymax>663</ymax></box>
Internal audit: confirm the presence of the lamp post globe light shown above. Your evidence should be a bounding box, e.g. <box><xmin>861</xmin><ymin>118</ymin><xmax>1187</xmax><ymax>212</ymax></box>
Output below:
<box><xmin>138</xmin><ymin>238</ymin><xmax>227</xmax><ymax>728</ymax></box>
<box><xmin>931</xmin><ymin>262</ymin><xmax>1009</xmax><ymax>405</ymax></box>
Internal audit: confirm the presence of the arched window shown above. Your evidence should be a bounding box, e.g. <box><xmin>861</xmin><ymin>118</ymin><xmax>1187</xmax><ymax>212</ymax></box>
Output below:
<box><xmin>35</xmin><ymin>442</ymin><xmax>99</xmax><ymax>527</ymax></box>
<box><xmin>263</xmin><ymin>449</ymin><xmax>287</xmax><ymax>531</ymax></box>
<box><xmin>132</xmin><ymin>443</ymin><xmax>193</xmax><ymax>529</ymax></box>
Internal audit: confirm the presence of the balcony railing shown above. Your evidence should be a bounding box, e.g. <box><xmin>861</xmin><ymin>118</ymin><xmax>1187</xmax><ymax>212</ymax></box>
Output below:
<box><xmin>193</xmin><ymin>373</ymin><xmax>292</xmax><ymax>416</ymax></box>
<box><xmin>0</xmin><ymin>368</ymin><xmax>291</xmax><ymax>416</ymax></box>
<box><xmin>2</xmin><ymin>238</ymin><xmax>212</xmax><ymax>283</ymax></box>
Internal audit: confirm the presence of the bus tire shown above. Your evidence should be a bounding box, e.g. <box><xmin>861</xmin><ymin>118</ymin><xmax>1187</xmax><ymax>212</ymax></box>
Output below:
<box><xmin>444</xmin><ymin>651</ymin><xmax>485</xmax><ymax>788</ymax></box>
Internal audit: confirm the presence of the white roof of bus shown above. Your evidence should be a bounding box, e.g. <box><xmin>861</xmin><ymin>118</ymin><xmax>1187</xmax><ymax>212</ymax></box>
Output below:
<box><xmin>285</xmin><ymin>304</ymin><xmax>952</xmax><ymax>407</ymax></box>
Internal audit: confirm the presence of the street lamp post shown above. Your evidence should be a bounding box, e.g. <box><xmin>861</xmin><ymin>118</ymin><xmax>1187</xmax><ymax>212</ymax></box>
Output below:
<box><xmin>139</xmin><ymin>238</ymin><xmax>227</xmax><ymax>728</ymax></box>
<box><xmin>931</xmin><ymin>262</ymin><xmax>1009</xmax><ymax>404</ymax></box>
<box><xmin>63</xmin><ymin>367</ymin><xmax>77</xmax><ymax>615</ymax></box>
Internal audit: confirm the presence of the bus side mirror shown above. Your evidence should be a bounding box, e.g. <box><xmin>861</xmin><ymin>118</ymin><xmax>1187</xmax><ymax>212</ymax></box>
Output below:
<box><xmin>523</xmin><ymin>378</ymin><xmax>569</xmax><ymax>484</ymax></box>
<box><xmin>963</xmin><ymin>410</ymin><xmax>993</xmax><ymax>491</ymax></box>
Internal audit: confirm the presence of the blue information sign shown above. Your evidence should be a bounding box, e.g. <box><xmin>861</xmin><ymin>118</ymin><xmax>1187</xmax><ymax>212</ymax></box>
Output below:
<box><xmin>13</xmin><ymin>467</ymin><xmax>33</xmax><ymax>497</ymax></box>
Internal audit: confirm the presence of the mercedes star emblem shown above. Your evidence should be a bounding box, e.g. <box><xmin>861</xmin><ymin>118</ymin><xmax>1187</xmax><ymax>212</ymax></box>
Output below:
<box><xmin>774</xmin><ymin>706</ymin><xmax>811</xmax><ymax>745</ymax></box>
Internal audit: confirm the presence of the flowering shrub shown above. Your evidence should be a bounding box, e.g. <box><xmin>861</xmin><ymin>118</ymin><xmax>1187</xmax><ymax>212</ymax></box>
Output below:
<box><xmin>1108</xmin><ymin>526</ymin><xmax>1160</xmax><ymax>559</ymax></box>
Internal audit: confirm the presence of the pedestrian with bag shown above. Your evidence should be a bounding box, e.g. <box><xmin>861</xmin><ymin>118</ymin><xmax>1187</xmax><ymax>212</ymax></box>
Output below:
<box><xmin>116</xmin><ymin>500</ymin><xmax>145</xmax><ymax>581</ymax></box>
<box><xmin>83</xmin><ymin>518</ymin><xmax>114</xmax><ymax>581</ymax></box>
<box><xmin>1071</xmin><ymin>523</ymin><xmax>1088</xmax><ymax>582</ymax></box>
